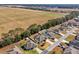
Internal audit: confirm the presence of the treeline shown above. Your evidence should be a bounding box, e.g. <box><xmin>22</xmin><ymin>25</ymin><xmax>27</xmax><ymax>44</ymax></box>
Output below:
<box><xmin>0</xmin><ymin>11</ymin><xmax>79</xmax><ymax>48</ymax></box>
<box><xmin>20</xmin><ymin>7</ymin><xmax>51</xmax><ymax>11</ymax></box>
<box><xmin>0</xmin><ymin>28</ymin><xmax>24</xmax><ymax>48</ymax></box>
<box><xmin>20</xmin><ymin>7</ymin><xmax>69</xmax><ymax>13</ymax></box>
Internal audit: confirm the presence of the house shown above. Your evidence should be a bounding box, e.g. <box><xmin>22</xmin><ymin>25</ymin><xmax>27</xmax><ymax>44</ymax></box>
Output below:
<box><xmin>44</xmin><ymin>30</ymin><xmax>55</xmax><ymax>39</ymax></box>
<box><xmin>59</xmin><ymin>43</ymin><xmax>68</xmax><ymax>51</ymax></box>
<box><xmin>73</xmin><ymin>18</ymin><xmax>79</xmax><ymax>26</ymax></box>
<box><xmin>53</xmin><ymin>29</ymin><xmax>60</xmax><ymax>34</ymax></box>
<box><xmin>21</xmin><ymin>38</ymin><xmax>36</xmax><ymax>50</ymax></box>
<box><xmin>59</xmin><ymin>24</ymin><xmax>68</xmax><ymax>31</ymax></box>
<box><xmin>64</xmin><ymin>46</ymin><xmax>79</xmax><ymax>54</ymax></box>
<box><xmin>74</xmin><ymin>17</ymin><xmax>79</xmax><ymax>22</ymax></box>
<box><xmin>34</xmin><ymin>29</ymin><xmax>55</xmax><ymax>46</ymax></box>
<box><xmin>61</xmin><ymin>23</ymin><xmax>68</xmax><ymax>27</ymax></box>
<box><xmin>70</xmin><ymin>34</ymin><xmax>79</xmax><ymax>49</ymax></box>
<box><xmin>67</xmin><ymin>20</ymin><xmax>77</xmax><ymax>27</ymax></box>
<box><xmin>34</xmin><ymin>34</ymin><xmax>46</xmax><ymax>45</ymax></box>
<box><xmin>75</xmin><ymin>34</ymin><xmax>79</xmax><ymax>40</ymax></box>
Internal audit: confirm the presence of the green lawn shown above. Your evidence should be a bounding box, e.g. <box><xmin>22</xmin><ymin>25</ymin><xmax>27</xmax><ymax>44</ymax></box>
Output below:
<box><xmin>17</xmin><ymin>40</ymin><xmax>26</xmax><ymax>47</ymax></box>
<box><xmin>23</xmin><ymin>49</ymin><xmax>38</xmax><ymax>54</ymax></box>
<box><xmin>66</xmin><ymin>35</ymin><xmax>75</xmax><ymax>42</ymax></box>
<box><xmin>54</xmin><ymin>34</ymin><xmax>61</xmax><ymax>39</ymax></box>
<box><xmin>16</xmin><ymin>40</ymin><xmax>38</xmax><ymax>54</ymax></box>
<box><xmin>61</xmin><ymin>31</ymin><xmax>67</xmax><ymax>34</ymax></box>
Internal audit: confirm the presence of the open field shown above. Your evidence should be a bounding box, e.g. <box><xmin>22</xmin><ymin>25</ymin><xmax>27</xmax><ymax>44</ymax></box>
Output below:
<box><xmin>0</xmin><ymin>7</ymin><xmax>66</xmax><ymax>37</ymax></box>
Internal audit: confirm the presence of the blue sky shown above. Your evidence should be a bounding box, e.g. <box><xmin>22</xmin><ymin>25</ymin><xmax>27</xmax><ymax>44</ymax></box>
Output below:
<box><xmin>0</xmin><ymin>0</ymin><xmax>78</xmax><ymax>4</ymax></box>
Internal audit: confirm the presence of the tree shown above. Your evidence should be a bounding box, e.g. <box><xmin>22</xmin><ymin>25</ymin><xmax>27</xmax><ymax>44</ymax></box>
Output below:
<box><xmin>4</xmin><ymin>37</ymin><xmax>13</xmax><ymax>45</ymax></box>
<box><xmin>21</xmin><ymin>30</ymin><xmax>30</xmax><ymax>38</ymax></box>
<box><xmin>27</xmin><ymin>24</ymin><xmax>41</xmax><ymax>35</ymax></box>
<box><xmin>0</xmin><ymin>41</ymin><xmax>4</xmax><ymax>48</ymax></box>
<box><xmin>15</xmin><ymin>35</ymin><xmax>22</xmax><ymax>42</ymax></box>
<box><xmin>1</xmin><ymin>33</ymin><xmax>9</xmax><ymax>38</ymax></box>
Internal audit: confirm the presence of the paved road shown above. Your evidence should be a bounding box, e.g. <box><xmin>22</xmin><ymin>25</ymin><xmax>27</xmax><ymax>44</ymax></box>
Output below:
<box><xmin>41</xmin><ymin>27</ymin><xmax>77</xmax><ymax>54</ymax></box>
<box><xmin>14</xmin><ymin>45</ymin><xmax>23</xmax><ymax>54</ymax></box>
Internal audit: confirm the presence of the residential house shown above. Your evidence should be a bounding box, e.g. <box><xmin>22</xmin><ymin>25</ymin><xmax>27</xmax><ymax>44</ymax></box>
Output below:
<box><xmin>64</xmin><ymin>46</ymin><xmax>79</xmax><ymax>54</ymax></box>
<box><xmin>70</xmin><ymin>34</ymin><xmax>79</xmax><ymax>49</ymax></box>
<box><xmin>22</xmin><ymin>38</ymin><xmax>36</xmax><ymax>50</ymax></box>
<box><xmin>34</xmin><ymin>34</ymin><xmax>46</xmax><ymax>45</ymax></box>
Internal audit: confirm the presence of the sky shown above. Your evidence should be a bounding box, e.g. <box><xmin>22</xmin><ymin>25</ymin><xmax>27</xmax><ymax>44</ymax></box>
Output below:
<box><xmin>0</xmin><ymin>0</ymin><xmax>79</xmax><ymax>4</ymax></box>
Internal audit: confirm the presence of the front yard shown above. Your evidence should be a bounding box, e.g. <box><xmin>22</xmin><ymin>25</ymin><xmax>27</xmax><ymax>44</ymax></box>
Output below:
<box><xmin>61</xmin><ymin>31</ymin><xmax>67</xmax><ymax>34</ymax></box>
<box><xmin>54</xmin><ymin>34</ymin><xmax>61</xmax><ymax>39</ymax></box>
<box><xmin>22</xmin><ymin>48</ymin><xmax>38</xmax><ymax>54</ymax></box>
<box><xmin>38</xmin><ymin>42</ymin><xmax>50</xmax><ymax>50</ymax></box>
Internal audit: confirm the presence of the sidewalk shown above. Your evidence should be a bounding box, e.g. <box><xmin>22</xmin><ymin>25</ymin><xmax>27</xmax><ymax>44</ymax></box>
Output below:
<box><xmin>46</xmin><ymin>39</ymin><xmax>54</xmax><ymax>45</ymax></box>
<box><xmin>35</xmin><ymin>48</ymin><xmax>42</xmax><ymax>53</ymax></box>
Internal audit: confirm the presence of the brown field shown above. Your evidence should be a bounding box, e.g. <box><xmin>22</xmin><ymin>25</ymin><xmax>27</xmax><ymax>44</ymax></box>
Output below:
<box><xmin>0</xmin><ymin>7</ymin><xmax>66</xmax><ymax>37</ymax></box>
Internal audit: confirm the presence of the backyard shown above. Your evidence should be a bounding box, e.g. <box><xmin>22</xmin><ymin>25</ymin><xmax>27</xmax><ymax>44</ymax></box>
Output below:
<box><xmin>66</xmin><ymin>35</ymin><xmax>75</xmax><ymax>42</ymax></box>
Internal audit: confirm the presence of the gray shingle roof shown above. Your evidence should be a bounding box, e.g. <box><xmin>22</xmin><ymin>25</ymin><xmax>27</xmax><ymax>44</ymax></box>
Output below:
<box><xmin>34</xmin><ymin>34</ymin><xmax>46</xmax><ymax>43</ymax></box>
<box><xmin>22</xmin><ymin>39</ymin><xmax>36</xmax><ymax>50</ymax></box>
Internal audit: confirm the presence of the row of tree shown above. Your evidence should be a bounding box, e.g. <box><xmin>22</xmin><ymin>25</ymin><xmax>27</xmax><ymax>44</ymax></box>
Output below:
<box><xmin>21</xmin><ymin>7</ymin><xmax>70</xmax><ymax>13</ymax></box>
<box><xmin>0</xmin><ymin>11</ymin><xmax>79</xmax><ymax>48</ymax></box>
<box><xmin>21</xmin><ymin>11</ymin><xmax>79</xmax><ymax>37</ymax></box>
<box><xmin>0</xmin><ymin>28</ymin><xmax>24</xmax><ymax>48</ymax></box>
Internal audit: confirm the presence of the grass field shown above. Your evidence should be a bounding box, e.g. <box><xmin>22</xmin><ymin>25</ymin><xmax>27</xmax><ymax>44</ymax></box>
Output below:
<box><xmin>0</xmin><ymin>7</ymin><xmax>66</xmax><ymax>37</ymax></box>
